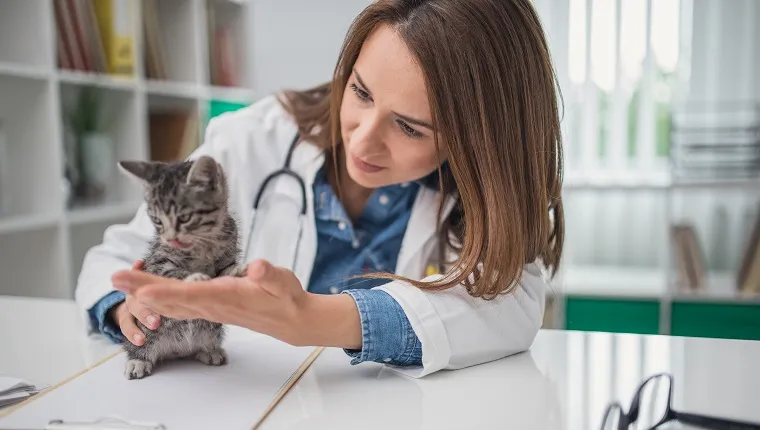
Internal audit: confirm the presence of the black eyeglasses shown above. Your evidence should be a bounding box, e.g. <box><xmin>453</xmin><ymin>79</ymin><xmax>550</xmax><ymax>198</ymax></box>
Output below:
<box><xmin>601</xmin><ymin>372</ymin><xmax>760</xmax><ymax>430</ymax></box>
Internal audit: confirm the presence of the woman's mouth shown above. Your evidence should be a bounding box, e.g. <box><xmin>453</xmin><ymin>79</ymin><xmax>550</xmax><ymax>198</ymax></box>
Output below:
<box><xmin>351</xmin><ymin>154</ymin><xmax>385</xmax><ymax>173</ymax></box>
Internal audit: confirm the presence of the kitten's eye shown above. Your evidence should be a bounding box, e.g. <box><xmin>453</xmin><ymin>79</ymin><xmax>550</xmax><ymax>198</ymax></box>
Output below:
<box><xmin>177</xmin><ymin>213</ymin><xmax>191</xmax><ymax>224</ymax></box>
<box><xmin>148</xmin><ymin>214</ymin><xmax>161</xmax><ymax>225</ymax></box>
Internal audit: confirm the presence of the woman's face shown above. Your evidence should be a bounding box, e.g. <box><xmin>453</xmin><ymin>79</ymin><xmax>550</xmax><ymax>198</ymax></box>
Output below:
<box><xmin>339</xmin><ymin>23</ymin><xmax>445</xmax><ymax>189</ymax></box>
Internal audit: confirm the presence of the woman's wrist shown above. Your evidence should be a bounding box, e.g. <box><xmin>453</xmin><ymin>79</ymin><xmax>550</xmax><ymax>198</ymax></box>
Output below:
<box><xmin>292</xmin><ymin>292</ymin><xmax>362</xmax><ymax>350</ymax></box>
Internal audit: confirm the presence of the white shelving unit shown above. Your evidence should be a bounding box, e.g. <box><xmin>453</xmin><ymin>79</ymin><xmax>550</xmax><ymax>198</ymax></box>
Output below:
<box><xmin>0</xmin><ymin>0</ymin><xmax>257</xmax><ymax>299</ymax></box>
<box><xmin>545</xmin><ymin>173</ymin><xmax>760</xmax><ymax>332</ymax></box>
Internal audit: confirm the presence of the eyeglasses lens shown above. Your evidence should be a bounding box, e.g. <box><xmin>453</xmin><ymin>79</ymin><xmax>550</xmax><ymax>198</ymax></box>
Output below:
<box><xmin>634</xmin><ymin>375</ymin><xmax>671</xmax><ymax>430</ymax></box>
<box><xmin>603</xmin><ymin>404</ymin><xmax>623</xmax><ymax>430</ymax></box>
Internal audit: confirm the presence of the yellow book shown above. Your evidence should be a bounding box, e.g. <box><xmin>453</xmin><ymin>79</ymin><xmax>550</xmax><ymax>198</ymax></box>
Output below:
<box><xmin>93</xmin><ymin>0</ymin><xmax>134</xmax><ymax>76</ymax></box>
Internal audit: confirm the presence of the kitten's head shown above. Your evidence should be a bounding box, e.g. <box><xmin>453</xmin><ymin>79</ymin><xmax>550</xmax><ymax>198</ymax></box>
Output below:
<box><xmin>118</xmin><ymin>155</ymin><xmax>229</xmax><ymax>250</ymax></box>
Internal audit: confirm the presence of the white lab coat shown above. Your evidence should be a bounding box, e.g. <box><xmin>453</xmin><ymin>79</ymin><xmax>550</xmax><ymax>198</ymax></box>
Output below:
<box><xmin>74</xmin><ymin>95</ymin><xmax>548</xmax><ymax>378</ymax></box>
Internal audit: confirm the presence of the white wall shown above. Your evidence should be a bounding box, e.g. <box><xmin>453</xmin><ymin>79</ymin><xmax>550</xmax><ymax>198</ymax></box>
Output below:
<box><xmin>246</xmin><ymin>0</ymin><xmax>373</xmax><ymax>97</ymax></box>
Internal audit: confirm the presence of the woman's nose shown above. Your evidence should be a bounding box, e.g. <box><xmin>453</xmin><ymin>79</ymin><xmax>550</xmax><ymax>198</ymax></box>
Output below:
<box><xmin>349</xmin><ymin>113</ymin><xmax>385</xmax><ymax>155</ymax></box>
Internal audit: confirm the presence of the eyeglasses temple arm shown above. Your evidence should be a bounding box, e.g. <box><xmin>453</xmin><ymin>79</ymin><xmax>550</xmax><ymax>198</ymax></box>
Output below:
<box><xmin>673</xmin><ymin>410</ymin><xmax>760</xmax><ymax>430</ymax></box>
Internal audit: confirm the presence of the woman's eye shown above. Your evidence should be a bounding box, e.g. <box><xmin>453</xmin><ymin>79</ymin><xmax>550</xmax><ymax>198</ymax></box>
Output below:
<box><xmin>178</xmin><ymin>214</ymin><xmax>191</xmax><ymax>223</ymax></box>
<box><xmin>349</xmin><ymin>83</ymin><xmax>371</xmax><ymax>102</ymax></box>
<box><xmin>396</xmin><ymin>119</ymin><xmax>423</xmax><ymax>138</ymax></box>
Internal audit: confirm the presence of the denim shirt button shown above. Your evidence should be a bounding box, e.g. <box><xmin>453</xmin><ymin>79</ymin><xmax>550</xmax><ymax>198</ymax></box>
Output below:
<box><xmin>378</xmin><ymin>194</ymin><xmax>390</xmax><ymax>205</ymax></box>
<box><xmin>329</xmin><ymin>286</ymin><xmax>340</xmax><ymax>294</ymax></box>
<box><xmin>351</xmin><ymin>239</ymin><xmax>360</xmax><ymax>249</ymax></box>
<box><xmin>338</xmin><ymin>221</ymin><xmax>347</xmax><ymax>230</ymax></box>
<box><xmin>383</xmin><ymin>358</ymin><xmax>392</xmax><ymax>362</ymax></box>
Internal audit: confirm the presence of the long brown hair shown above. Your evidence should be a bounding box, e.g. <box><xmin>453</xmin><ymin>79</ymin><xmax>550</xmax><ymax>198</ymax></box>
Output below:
<box><xmin>278</xmin><ymin>0</ymin><xmax>564</xmax><ymax>300</ymax></box>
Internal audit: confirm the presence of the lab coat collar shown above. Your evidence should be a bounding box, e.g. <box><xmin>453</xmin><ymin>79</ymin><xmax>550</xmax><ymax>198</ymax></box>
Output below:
<box><xmin>286</xmin><ymin>136</ymin><xmax>458</xmax><ymax>282</ymax></box>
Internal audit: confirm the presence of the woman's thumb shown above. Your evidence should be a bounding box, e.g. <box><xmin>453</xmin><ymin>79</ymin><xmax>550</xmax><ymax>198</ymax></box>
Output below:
<box><xmin>246</xmin><ymin>259</ymin><xmax>272</xmax><ymax>281</ymax></box>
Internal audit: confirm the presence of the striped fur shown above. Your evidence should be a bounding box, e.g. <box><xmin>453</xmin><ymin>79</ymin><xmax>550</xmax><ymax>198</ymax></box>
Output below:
<box><xmin>117</xmin><ymin>155</ymin><xmax>245</xmax><ymax>379</ymax></box>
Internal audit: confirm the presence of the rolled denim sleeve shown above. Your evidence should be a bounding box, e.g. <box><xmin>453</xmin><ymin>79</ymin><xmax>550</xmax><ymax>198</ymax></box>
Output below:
<box><xmin>87</xmin><ymin>291</ymin><xmax>127</xmax><ymax>344</ymax></box>
<box><xmin>341</xmin><ymin>289</ymin><xmax>422</xmax><ymax>366</ymax></box>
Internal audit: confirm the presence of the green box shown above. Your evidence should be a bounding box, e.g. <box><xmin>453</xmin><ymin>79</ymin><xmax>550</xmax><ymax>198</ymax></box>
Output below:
<box><xmin>565</xmin><ymin>297</ymin><xmax>661</xmax><ymax>335</ymax></box>
<box><xmin>207</xmin><ymin>99</ymin><xmax>249</xmax><ymax>122</ymax></box>
<box><xmin>671</xmin><ymin>302</ymin><xmax>760</xmax><ymax>341</ymax></box>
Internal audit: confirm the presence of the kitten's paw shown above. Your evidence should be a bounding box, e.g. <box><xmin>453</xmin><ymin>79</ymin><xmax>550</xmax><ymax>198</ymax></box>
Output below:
<box><xmin>221</xmin><ymin>264</ymin><xmax>247</xmax><ymax>278</ymax></box>
<box><xmin>124</xmin><ymin>359</ymin><xmax>154</xmax><ymax>379</ymax></box>
<box><xmin>196</xmin><ymin>349</ymin><xmax>227</xmax><ymax>366</ymax></box>
<box><xmin>228</xmin><ymin>264</ymin><xmax>248</xmax><ymax>278</ymax></box>
<box><xmin>184</xmin><ymin>272</ymin><xmax>211</xmax><ymax>282</ymax></box>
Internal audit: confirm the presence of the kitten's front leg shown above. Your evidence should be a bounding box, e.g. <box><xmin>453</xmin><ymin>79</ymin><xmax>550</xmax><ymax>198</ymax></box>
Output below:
<box><xmin>123</xmin><ymin>342</ymin><xmax>158</xmax><ymax>380</ymax></box>
<box><xmin>194</xmin><ymin>321</ymin><xmax>227</xmax><ymax>366</ymax></box>
<box><xmin>125</xmin><ymin>359</ymin><xmax>155</xmax><ymax>379</ymax></box>
<box><xmin>196</xmin><ymin>348</ymin><xmax>227</xmax><ymax>366</ymax></box>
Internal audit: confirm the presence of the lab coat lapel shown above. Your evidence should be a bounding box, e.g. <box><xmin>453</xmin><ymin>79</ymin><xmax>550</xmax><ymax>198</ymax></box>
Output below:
<box><xmin>284</xmin><ymin>140</ymin><xmax>324</xmax><ymax>288</ymax></box>
<box><xmin>396</xmin><ymin>187</ymin><xmax>457</xmax><ymax>279</ymax></box>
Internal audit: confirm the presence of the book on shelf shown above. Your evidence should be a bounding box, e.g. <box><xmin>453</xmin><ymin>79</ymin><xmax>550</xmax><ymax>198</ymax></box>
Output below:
<box><xmin>670</xmin><ymin>223</ymin><xmax>707</xmax><ymax>292</ymax></box>
<box><xmin>148</xmin><ymin>111</ymin><xmax>199</xmax><ymax>163</ymax></box>
<box><xmin>738</xmin><ymin>204</ymin><xmax>760</xmax><ymax>294</ymax></box>
<box><xmin>142</xmin><ymin>0</ymin><xmax>168</xmax><ymax>80</ymax></box>
<box><xmin>53</xmin><ymin>0</ymin><xmax>134</xmax><ymax>76</ymax></box>
<box><xmin>207</xmin><ymin>0</ymin><xmax>239</xmax><ymax>87</ymax></box>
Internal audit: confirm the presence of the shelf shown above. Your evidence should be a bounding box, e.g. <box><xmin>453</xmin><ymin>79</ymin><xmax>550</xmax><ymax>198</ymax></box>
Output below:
<box><xmin>0</xmin><ymin>213</ymin><xmax>60</xmax><ymax>236</ymax></box>
<box><xmin>556</xmin><ymin>266</ymin><xmax>760</xmax><ymax>303</ymax></box>
<box><xmin>564</xmin><ymin>171</ymin><xmax>760</xmax><ymax>191</ymax></box>
<box><xmin>554</xmin><ymin>265</ymin><xmax>668</xmax><ymax>299</ymax></box>
<box><xmin>145</xmin><ymin>80</ymin><xmax>202</xmax><ymax>100</ymax></box>
<box><xmin>66</xmin><ymin>200</ymin><xmax>141</xmax><ymax>226</ymax></box>
<box><xmin>0</xmin><ymin>62</ymin><xmax>51</xmax><ymax>82</ymax></box>
<box><xmin>57</xmin><ymin>70</ymin><xmax>138</xmax><ymax>92</ymax></box>
<box><xmin>206</xmin><ymin>85</ymin><xmax>256</xmax><ymax>103</ymax></box>
<box><xmin>144</xmin><ymin>81</ymin><xmax>256</xmax><ymax>104</ymax></box>
<box><xmin>0</xmin><ymin>0</ymin><xmax>263</xmax><ymax>300</ymax></box>
<box><xmin>670</xmin><ymin>176</ymin><xmax>760</xmax><ymax>190</ymax></box>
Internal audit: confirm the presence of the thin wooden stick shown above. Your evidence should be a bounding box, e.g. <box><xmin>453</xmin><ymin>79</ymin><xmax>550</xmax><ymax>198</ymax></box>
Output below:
<box><xmin>251</xmin><ymin>346</ymin><xmax>325</xmax><ymax>430</ymax></box>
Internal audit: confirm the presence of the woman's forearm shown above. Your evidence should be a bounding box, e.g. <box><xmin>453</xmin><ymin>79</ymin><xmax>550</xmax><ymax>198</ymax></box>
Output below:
<box><xmin>295</xmin><ymin>293</ymin><xmax>363</xmax><ymax>350</ymax></box>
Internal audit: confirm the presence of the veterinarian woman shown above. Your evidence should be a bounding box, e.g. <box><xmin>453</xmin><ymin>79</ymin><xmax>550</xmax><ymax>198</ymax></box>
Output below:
<box><xmin>75</xmin><ymin>0</ymin><xmax>564</xmax><ymax>378</ymax></box>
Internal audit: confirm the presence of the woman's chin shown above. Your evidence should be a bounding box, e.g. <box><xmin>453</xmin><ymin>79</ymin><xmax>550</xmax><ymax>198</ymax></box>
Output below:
<box><xmin>346</xmin><ymin>163</ymin><xmax>388</xmax><ymax>189</ymax></box>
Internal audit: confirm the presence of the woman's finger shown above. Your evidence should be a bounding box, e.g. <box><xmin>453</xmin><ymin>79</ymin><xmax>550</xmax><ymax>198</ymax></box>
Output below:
<box><xmin>136</xmin><ymin>281</ymin><xmax>242</xmax><ymax>321</ymax></box>
<box><xmin>118</xmin><ymin>307</ymin><xmax>146</xmax><ymax>346</ymax></box>
<box><xmin>112</xmin><ymin>269</ymin><xmax>180</xmax><ymax>294</ymax></box>
<box><xmin>127</xmin><ymin>296</ymin><xmax>160</xmax><ymax>330</ymax></box>
<box><xmin>131</xmin><ymin>260</ymin><xmax>145</xmax><ymax>271</ymax></box>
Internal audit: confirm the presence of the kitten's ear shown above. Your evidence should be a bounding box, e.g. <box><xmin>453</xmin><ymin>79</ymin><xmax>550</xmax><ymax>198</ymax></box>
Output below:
<box><xmin>118</xmin><ymin>160</ymin><xmax>163</xmax><ymax>185</ymax></box>
<box><xmin>186</xmin><ymin>155</ymin><xmax>221</xmax><ymax>189</ymax></box>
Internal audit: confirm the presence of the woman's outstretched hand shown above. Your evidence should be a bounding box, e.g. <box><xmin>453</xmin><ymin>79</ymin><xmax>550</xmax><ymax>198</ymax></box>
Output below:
<box><xmin>110</xmin><ymin>259</ymin><xmax>362</xmax><ymax>349</ymax></box>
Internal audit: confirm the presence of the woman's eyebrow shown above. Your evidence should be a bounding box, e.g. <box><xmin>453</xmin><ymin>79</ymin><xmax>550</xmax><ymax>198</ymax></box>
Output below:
<box><xmin>393</xmin><ymin>112</ymin><xmax>435</xmax><ymax>131</ymax></box>
<box><xmin>353</xmin><ymin>68</ymin><xmax>435</xmax><ymax>131</ymax></box>
<box><xmin>353</xmin><ymin>69</ymin><xmax>373</xmax><ymax>96</ymax></box>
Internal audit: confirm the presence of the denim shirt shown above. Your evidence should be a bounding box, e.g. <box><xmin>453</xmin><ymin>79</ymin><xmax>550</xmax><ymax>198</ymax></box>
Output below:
<box><xmin>87</xmin><ymin>166</ymin><xmax>424</xmax><ymax>367</ymax></box>
<box><xmin>308</xmin><ymin>166</ymin><xmax>422</xmax><ymax>366</ymax></box>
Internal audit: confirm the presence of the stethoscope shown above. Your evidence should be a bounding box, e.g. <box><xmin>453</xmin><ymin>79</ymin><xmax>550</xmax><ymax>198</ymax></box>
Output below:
<box><xmin>242</xmin><ymin>132</ymin><xmax>306</xmax><ymax>270</ymax></box>
<box><xmin>241</xmin><ymin>132</ymin><xmax>449</xmax><ymax>276</ymax></box>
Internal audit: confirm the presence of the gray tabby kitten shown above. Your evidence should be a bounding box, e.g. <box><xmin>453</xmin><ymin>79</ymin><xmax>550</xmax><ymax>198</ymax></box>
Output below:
<box><xmin>117</xmin><ymin>155</ymin><xmax>246</xmax><ymax>380</ymax></box>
